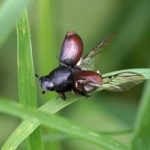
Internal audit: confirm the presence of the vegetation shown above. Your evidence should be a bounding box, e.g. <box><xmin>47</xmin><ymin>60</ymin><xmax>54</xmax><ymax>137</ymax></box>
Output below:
<box><xmin>0</xmin><ymin>0</ymin><xmax>150</xmax><ymax>150</ymax></box>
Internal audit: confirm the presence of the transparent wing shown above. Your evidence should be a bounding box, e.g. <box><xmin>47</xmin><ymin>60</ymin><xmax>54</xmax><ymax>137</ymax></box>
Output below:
<box><xmin>77</xmin><ymin>32</ymin><xmax>115</xmax><ymax>70</ymax></box>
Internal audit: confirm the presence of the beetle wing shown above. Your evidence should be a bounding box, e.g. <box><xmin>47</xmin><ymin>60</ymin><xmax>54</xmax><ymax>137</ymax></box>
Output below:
<box><xmin>60</xmin><ymin>31</ymin><xmax>83</xmax><ymax>67</ymax></box>
<box><xmin>71</xmin><ymin>70</ymin><xmax>103</xmax><ymax>93</ymax></box>
<box><xmin>77</xmin><ymin>32</ymin><xmax>115</xmax><ymax>70</ymax></box>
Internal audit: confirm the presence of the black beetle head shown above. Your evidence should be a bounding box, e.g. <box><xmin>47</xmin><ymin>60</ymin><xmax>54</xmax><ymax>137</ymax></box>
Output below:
<box><xmin>39</xmin><ymin>76</ymin><xmax>54</xmax><ymax>92</ymax></box>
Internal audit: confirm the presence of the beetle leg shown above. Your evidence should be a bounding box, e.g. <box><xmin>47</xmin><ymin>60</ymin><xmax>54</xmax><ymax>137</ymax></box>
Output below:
<box><xmin>58</xmin><ymin>92</ymin><xmax>66</xmax><ymax>100</ymax></box>
<box><xmin>73</xmin><ymin>79</ymin><xmax>91</xmax><ymax>97</ymax></box>
<box><xmin>73</xmin><ymin>88</ymin><xmax>91</xmax><ymax>97</ymax></box>
<box><xmin>88</xmin><ymin>82</ymin><xmax>101</xmax><ymax>87</ymax></box>
<box><xmin>76</xmin><ymin>79</ymin><xmax>98</xmax><ymax>85</ymax></box>
<box><xmin>76</xmin><ymin>79</ymin><xmax>98</xmax><ymax>87</ymax></box>
<box><xmin>74</xmin><ymin>78</ymin><xmax>100</xmax><ymax>94</ymax></box>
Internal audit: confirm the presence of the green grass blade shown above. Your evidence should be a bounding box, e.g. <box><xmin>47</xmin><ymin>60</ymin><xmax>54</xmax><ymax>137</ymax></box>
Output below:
<box><xmin>42</xmin><ymin>128</ymin><xmax>133</xmax><ymax>142</ymax></box>
<box><xmin>36</xmin><ymin>1</ymin><xmax>58</xmax><ymax>148</ymax></box>
<box><xmin>16</xmin><ymin>10</ymin><xmax>44</xmax><ymax>150</ymax></box>
<box><xmin>132</xmin><ymin>81</ymin><xmax>150</xmax><ymax>150</ymax></box>
<box><xmin>37</xmin><ymin>0</ymin><xmax>57</xmax><ymax>73</ymax></box>
<box><xmin>2</xmin><ymin>68</ymin><xmax>150</xmax><ymax>149</ymax></box>
<box><xmin>100</xmin><ymin>68</ymin><xmax>150</xmax><ymax>92</ymax></box>
<box><xmin>0</xmin><ymin>98</ymin><xmax>129</xmax><ymax>150</ymax></box>
<box><xmin>2</xmin><ymin>98</ymin><xmax>77</xmax><ymax>149</ymax></box>
<box><xmin>102</xmin><ymin>68</ymin><xmax>150</xmax><ymax>79</ymax></box>
<box><xmin>17</xmin><ymin>10</ymin><xmax>37</xmax><ymax>106</ymax></box>
<box><xmin>0</xmin><ymin>0</ymin><xmax>31</xmax><ymax>47</ymax></box>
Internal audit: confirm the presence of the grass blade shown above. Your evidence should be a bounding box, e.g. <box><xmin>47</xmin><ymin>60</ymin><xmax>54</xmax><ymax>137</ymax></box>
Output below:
<box><xmin>101</xmin><ymin>68</ymin><xmax>150</xmax><ymax>92</ymax></box>
<box><xmin>16</xmin><ymin>10</ymin><xmax>44</xmax><ymax>150</ymax></box>
<box><xmin>0</xmin><ymin>98</ymin><xmax>129</xmax><ymax>150</ymax></box>
<box><xmin>37</xmin><ymin>0</ymin><xmax>57</xmax><ymax>73</ymax></box>
<box><xmin>102</xmin><ymin>68</ymin><xmax>150</xmax><ymax>79</ymax></box>
<box><xmin>36</xmin><ymin>1</ymin><xmax>59</xmax><ymax>148</ymax></box>
<box><xmin>2</xmin><ymin>68</ymin><xmax>150</xmax><ymax>149</ymax></box>
<box><xmin>0</xmin><ymin>0</ymin><xmax>31</xmax><ymax>46</ymax></box>
<box><xmin>132</xmin><ymin>81</ymin><xmax>150</xmax><ymax>150</ymax></box>
<box><xmin>2</xmin><ymin>98</ymin><xmax>77</xmax><ymax>149</ymax></box>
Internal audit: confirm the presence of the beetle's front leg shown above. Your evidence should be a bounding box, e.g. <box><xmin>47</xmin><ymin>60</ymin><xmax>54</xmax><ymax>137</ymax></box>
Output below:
<box><xmin>58</xmin><ymin>92</ymin><xmax>67</xmax><ymax>100</ymax></box>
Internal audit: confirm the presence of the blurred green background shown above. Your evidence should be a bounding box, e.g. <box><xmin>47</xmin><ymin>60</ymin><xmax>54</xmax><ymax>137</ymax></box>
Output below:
<box><xmin>0</xmin><ymin>0</ymin><xmax>150</xmax><ymax>149</ymax></box>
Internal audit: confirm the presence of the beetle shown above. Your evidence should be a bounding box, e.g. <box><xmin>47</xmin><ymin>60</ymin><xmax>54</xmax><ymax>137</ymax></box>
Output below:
<box><xmin>36</xmin><ymin>31</ymin><xmax>113</xmax><ymax>100</ymax></box>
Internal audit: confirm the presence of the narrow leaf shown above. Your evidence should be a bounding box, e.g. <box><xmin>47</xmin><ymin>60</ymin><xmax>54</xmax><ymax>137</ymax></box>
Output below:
<box><xmin>16</xmin><ymin>10</ymin><xmax>44</xmax><ymax>150</ymax></box>
<box><xmin>2</xmin><ymin>98</ymin><xmax>77</xmax><ymax>149</ymax></box>
<box><xmin>0</xmin><ymin>0</ymin><xmax>31</xmax><ymax>46</ymax></box>
<box><xmin>0</xmin><ymin>98</ymin><xmax>129</xmax><ymax>150</ymax></box>
<box><xmin>2</xmin><ymin>68</ymin><xmax>150</xmax><ymax>149</ymax></box>
<box><xmin>132</xmin><ymin>81</ymin><xmax>150</xmax><ymax>150</ymax></box>
<box><xmin>100</xmin><ymin>68</ymin><xmax>150</xmax><ymax>92</ymax></box>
